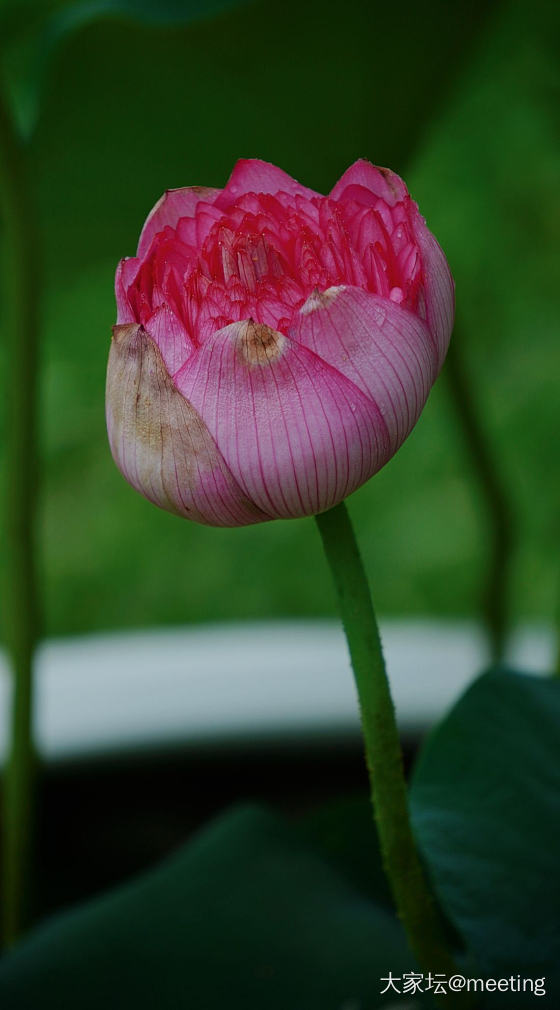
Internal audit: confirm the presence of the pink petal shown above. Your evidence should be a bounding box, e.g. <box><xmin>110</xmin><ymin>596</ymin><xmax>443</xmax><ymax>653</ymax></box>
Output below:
<box><xmin>215</xmin><ymin>159</ymin><xmax>319</xmax><ymax>211</ymax></box>
<box><xmin>174</xmin><ymin>319</ymin><xmax>391</xmax><ymax>520</ymax></box>
<box><xmin>330</xmin><ymin>159</ymin><xmax>408</xmax><ymax>207</ymax></box>
<box><xmin>115</xmin><ymin>257</ymin><xmax>140</xmax><ymax>323</ymax></box>
<box><xmin>137</xmin><ymin>186</ymin><xmax>221</xmax><ymax>258</ymax></box>
<box><xmin>411</xmin><ymin>208</ymin><xmax>455</xmax><ymax>369</ymax></box>
<box><xmin>106</xmin><ymin>324</ymin><xmax>268</xmax><ymax>527</ymax></box>
<box><xmin>145</xmin><ymin>305</ymin><xmax>195</xmax><ymax>376</ymax></box>
<box><xmin>290</xmin><ymin>286</ymin><xmax>437</xmax><ymax>454</ymax></box>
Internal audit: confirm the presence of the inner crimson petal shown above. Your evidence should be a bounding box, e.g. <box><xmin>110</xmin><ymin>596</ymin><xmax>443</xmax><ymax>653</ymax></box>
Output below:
<box><xmin>127</xmin><ymin>190</ymin><xmax>423</xmax><ymax>348</ymax></box>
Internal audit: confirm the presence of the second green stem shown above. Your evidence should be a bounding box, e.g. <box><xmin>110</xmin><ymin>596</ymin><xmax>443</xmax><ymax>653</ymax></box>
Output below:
<box><xmin>0</xmin><ymin>75</ymin><xmax>41</xmax><ymax>947</ymax></box>
<box><xmin>445</xmin><ymin>333</ymin><xmax>513</xmax><ymax>664</ymax></box>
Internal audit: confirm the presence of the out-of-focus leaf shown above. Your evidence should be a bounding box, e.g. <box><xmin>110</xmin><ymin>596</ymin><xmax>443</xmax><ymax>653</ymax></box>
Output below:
<box><xmin>0</xmin><ymin>805</ymin><xmax>415</xmax><ymax>1009</ymax></box>
<box><xmin>406</xmin><ymin>0</ymin><xmax>560</xmax><ymax>625</ymax></box>
<box><xmin>410</xmin><ymin>669</ymin><xmax>560</xmax><ymax>1004</ymax></box>
<box><xmin>0</xmin><ymin>0</ymin><xmax>253</xmax><ymax>135</ymax></box>
<box><xmin>300</xmin><ymin>794</ymin><xmax>394</xmax><ymax>912</ymax></box>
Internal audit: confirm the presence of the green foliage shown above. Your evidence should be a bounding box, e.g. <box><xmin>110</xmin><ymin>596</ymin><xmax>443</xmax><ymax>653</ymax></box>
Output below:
<box><xmin>411</xmin><ymin>669</ymin><xmax>560</xmax><ymax>1002</ymax></box>
<box><xmin>0</xmin><ymin>0</ymin><xmax>252</xmax><ymax>134</ymax></box>
<box><xmin>407</xmin><ymin>0</ymin><xmax>560</xmax><ymax>627</ymax></box>
<box><xmin>0</xmin><ymin>805</ymin><xmax>413</xmax><ymax>1009</ymax></box>
<box><xmin>2</xmin><ymin>669</ymin><xmax>558</xmax><ymax>1006</ymax></box>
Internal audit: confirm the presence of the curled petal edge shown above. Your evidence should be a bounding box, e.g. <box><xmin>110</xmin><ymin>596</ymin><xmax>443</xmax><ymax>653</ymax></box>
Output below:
<box><xmin>115</xmin><ymin>256</ymin><xmax>140</xmax><ymax>324</ymax></box>
<box><xmin>329</xmin><ymin>159</ymin><xmax>409</xmax><ymax>206</ymax></box>
<box><xmin>137</xmin><ymin>186</ymin><xmax>221</xmax><ymax>259</ymax></box>
<box><xmin>410</xmin><ymin>208</ymin><xmax>455</xmax><ymax>368</ymax></box>
<box><xmin>215</xmin><ymin>158</ymin><xmax>319</xmax><ymax>210</ymax></box>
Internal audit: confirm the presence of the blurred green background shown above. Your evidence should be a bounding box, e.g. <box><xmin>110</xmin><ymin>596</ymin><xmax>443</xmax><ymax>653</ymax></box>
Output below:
<box><xmin>1</xmin><ymin>0</ymin><xmax>559</xmax><ymax>637</ymax></box>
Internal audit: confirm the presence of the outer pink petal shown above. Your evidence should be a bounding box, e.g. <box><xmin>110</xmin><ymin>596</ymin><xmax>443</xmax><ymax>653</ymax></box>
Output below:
<box><xmin>137</xmin><ymin>186</ymin><xmax>221</xmax><ymax>258</ymax></box>
<box><xmin>411</xmin><ymin>207</ymin><xmax>455</xmax><ymax>369</ymax></box>
<box><xmin>290</xmin><ymin>286</ymin><xmax>437</xmax><ymax>454</ymax></box>
<box><xmin>174</xmin><ymin>319</ymin><xmax>391</xmax><ymax>520</ymax></box>
<box><xmin>330</xmin><ymin>159</ymin><xmax>408</xmax><ymax>207</ymax></box>
<box><xmin>106</xmin><ymin>324</ymin><xmax>268</xmax><ymax>527</ymax></box>
<box><xmin>115</xmin><ymin>257</ymin><xmax>141</xmax><ymax>323</ymax></box>
<box><xmin>215</xmin><ymin>159</ymin><xmax>319</xmax><ymax>210</ymax></box>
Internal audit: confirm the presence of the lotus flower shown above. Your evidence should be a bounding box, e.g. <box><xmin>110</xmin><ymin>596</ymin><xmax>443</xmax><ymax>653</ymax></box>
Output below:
<box><xmin>107</xmin><ymin>159</ymin><xmax>453</xmax><ymax>525</ymax></box>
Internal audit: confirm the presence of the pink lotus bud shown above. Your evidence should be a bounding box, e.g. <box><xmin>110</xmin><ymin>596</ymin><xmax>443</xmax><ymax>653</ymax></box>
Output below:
<box><xmin>106</xmin><ymin>159</ymin><xmax>454</xmax><ymax>525</ymax></box>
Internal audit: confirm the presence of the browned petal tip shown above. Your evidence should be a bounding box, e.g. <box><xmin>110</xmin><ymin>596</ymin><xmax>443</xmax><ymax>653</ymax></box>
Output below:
<box><xmin>377</xmin><ymin>165</ymin><xmax>402</xmax><ymax>198</ymax></box>
<box><xmin>187</xmin><ymin>185</ymin><xmax>218</xmax><ymax>198</ymax></box>
<box><xmin>237</xmin><ymin>320</ymin><xmax>286</xmax><ymax>367</ymax></box>
<box><xmin>300</xmin><ymin>286</ymin><xmax>343</xmax><ymax>315</ymax></box>
<box><xmin>111</xmin><ymin>322</ymin><xmax>144</xmax><ymax>344</ymax></box>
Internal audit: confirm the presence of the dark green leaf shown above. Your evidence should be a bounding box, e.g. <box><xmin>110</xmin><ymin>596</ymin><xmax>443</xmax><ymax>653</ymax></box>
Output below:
<box><xmin>299</xmin><ymin>794</ymin><xmax>394</xmax><ymax>912</ymax></box>
<box><xmin>410</xmin><ymin>670</ymin><xmax>560</xmax><ymax>1002</ymax></box>
<box><xmin>0</xmin><ymin>805</ymin><xmax>414</xmax><ymax>1009</ymax></box>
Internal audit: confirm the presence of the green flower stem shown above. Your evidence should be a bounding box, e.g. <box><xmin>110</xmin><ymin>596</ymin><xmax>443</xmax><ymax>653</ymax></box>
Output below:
<box><xmin>444</xmin><ymin>329</ymin><xmax>514</xmax><ymax>664</ymax></box>
<box><xmin>315</xmin><ymin>502</ymin><xmax>459</xmax><ymax>981</ymax></box>
<box><xmin>0</xmin><ymin>75</ymin><xmax>41</xmax><ymax>947</ymax></box>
